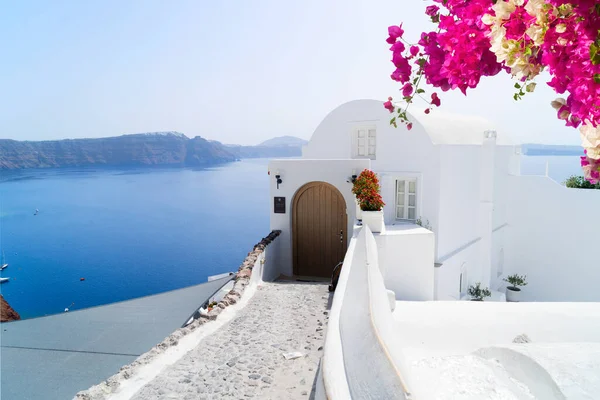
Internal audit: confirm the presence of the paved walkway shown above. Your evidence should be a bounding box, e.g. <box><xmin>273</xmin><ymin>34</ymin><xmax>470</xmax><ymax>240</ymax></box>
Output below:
<box><xmin>131</xmin><ymin>281</ymin><xmax>331</xmax><ymax>399</ymax></box>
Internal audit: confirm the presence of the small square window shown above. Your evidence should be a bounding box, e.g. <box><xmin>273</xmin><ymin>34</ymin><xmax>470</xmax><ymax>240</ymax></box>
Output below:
<box><xmin>353</xmin><ymin>127</ymin><xmax>376</xmax><ymax>160</ymax></box>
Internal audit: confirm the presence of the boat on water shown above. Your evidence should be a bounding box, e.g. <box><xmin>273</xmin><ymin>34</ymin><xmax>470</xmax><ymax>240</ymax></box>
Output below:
<box><xmin>0</xmin><ymin>264</ymin><xmax>7</xmax><ymax>270</ymax></box>
<box><xmin>1</xmin><ymin>251</ymin><xmax>7</xmax><ymax>270</ymax></box>
<box><xmin>34</xmin><ymin>208</ymin><xmax>39</xmax><ymax>216</ymax></box>
<box><xmin>0</xmin><ymin>277</ymin><xmax>9</xmax><ymax>283</ymax></box>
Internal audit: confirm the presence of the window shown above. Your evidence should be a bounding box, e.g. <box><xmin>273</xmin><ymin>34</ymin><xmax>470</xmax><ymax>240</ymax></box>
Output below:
<box><xmin>353</xmin><ymin>127</ymin><xmax>376</xmax><ymax>159</ymax></box>
<box><xmin>395</xmin><ymin>178</ymin><xmax>417</xmax><ymax>220</ymax></box>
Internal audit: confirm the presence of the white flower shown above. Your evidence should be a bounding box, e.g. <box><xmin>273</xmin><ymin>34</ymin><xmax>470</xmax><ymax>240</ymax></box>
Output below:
<box><xmin>492</xmin><ymin>0</ymin><xmax>517</xmax><ymax>20</ymax></box>
<box><xmin>526</xmin><ymin>24</ymin><xmax>545</xmax><ymax>46</ymax></box>
<box><xmin>555</xmin><ymin>23</ymin><xmax>567</xmax><ymax>33</ymax></box>
<box><xmin>580</xmin><ymin>122</ymin><xmax>600</xmax><ymax>160</ymax></box>
<box><xmin>482</xmin><ymin>14</ymin><xmax>495</xmax><ymax>26</ymax></box>
<box><xmin>524</xmin><ymin>0</ymin><xmax>545</xmax><ymax>18</ymax></box>
<box><xmin>551</xmin><ymin>98</ymin><xmax>566</xmax><ymax>110</ymax></box>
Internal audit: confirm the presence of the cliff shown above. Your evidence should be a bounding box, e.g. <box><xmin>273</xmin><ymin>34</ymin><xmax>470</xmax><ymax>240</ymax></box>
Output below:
<box><xmin>1</xmin><ymin>295</ymin><xmax>20</xmax><ymax>322</ymax></box>
<box><xmin>224</xmin><ymin>136</ymin><xmax>307</xmax><ymax>158</ymax></box>
<box><xmin>258</xmin><ymin>135</ymin><xmax>308</xmax><ymax>147</ymax></box>
<box><xmin>225</xmin><ymin>145</ymin><xmax>302</xmax><ymax>158</ymax></box>
<box><xmin>0</xmin><ymin>132</ymin><xmax>237</xmax><ymax>170</ymax></box>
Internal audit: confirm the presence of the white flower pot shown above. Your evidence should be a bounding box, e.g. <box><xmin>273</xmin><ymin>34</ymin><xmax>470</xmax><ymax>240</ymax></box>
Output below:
<box><xmin>355</xmin><ymin>199</ymin><xmax>362</xmax><ymax>221</ymax></box>
<box><xmin>361</xmin><ymin>210</ymin><xmax>384</xmax><ymax>233</ymax></box>
<box><xmin>506</xmin><ymin>287</ymin><xmax>521</xmax><ymax>302</ymax></box>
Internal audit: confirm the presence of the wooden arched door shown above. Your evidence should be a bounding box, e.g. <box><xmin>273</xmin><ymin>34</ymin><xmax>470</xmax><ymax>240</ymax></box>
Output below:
<box><xmin>293</xmin><ymin>182</ymin><xmax>347</xmax><ymax>278</ymax></box>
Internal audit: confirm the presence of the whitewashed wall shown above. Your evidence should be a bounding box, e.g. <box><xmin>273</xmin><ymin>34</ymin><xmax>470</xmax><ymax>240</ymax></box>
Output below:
<box><xmin>302</xmin><ymin>99</ymin><xmax>441</xmax><ymax>244</ymax></box>
<box><xmin>375</xmin><ymin>225</ymin><xmax>435</xmax><ymax>301</ymax></box>
<box><xmin>434</xmin><ymin>144</ymin><xmax>516</xmax><ymax>300</ymax></box>
<box><xmin>490</xmin><ymin>146</ymin><xmax>516</xmax><ymax>289</ymax></box>
<box><xmin>505</xmin><ymin>175</ymin><xmax>600</xmax><ymax>301</ymax></box>
<box><xmin>267</xmin><ymin>159</ymin><xmax>370</xmax><ymax>278</ymax></box>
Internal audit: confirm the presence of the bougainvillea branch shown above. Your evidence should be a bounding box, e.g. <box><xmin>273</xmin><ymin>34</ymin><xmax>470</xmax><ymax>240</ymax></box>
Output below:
<box><xmin>385</xmin><ymin>0</ymin><xmax>600</xmax><ymax>183</ymax></box>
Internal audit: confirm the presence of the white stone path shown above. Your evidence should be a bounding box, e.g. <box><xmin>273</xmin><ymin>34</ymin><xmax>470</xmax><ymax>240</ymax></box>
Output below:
<box><xmin>131</xmin><ymin>281</ymin><xmax>330</xmax><ymax>400</ymax></box>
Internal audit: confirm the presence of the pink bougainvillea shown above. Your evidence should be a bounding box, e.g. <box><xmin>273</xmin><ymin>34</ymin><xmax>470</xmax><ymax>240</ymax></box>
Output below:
<box><xmin>386</xmin><ymin>0</ymin><xmax>600</xmax><ymax>183</ymax></box>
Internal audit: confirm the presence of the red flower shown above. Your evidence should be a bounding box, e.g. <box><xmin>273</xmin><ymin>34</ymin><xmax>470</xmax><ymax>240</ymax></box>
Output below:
<box><xmin>352</xmin><ymin>169</ymin><xmax>385</xmax><ymax>211</ymax></box>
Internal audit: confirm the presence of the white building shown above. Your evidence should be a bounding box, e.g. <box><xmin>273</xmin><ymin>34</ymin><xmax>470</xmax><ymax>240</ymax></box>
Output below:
<box><xmin>265</xmin><ymin>99</ymin><xmax>600</xmax><ymax>399</ymax></box>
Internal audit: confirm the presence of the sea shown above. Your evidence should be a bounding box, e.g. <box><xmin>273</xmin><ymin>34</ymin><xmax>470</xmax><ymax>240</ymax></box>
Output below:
<box><xmin>0</xmin><ymin>159</ymin><xmax>270</xmax><ymax>319</ymax></box>
<box><xmin>0</xmin><ymin>155</ymin><xmax>583</xmax><ymax>319</ymax></box>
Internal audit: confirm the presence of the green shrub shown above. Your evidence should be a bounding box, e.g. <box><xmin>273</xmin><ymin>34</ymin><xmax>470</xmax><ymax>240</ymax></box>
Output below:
<box><xmin>564</xmin><ymin>175</ymin><xmax>600</xmax><ymax>189</ymax></box>
<box><xmin>504</xmin><ymin>274</ymin><xmax>527</xmax><ymax>289</ymax></box>
<box><xmin>467</xmin><ymin>282</ymin><xmax>491</xmax><ymax>301</ymax></box>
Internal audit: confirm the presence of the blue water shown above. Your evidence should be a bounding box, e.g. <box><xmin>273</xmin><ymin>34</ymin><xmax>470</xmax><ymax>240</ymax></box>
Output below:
<box><xmin>0</xmin><ymin>160</ymin><xmax>269</xmax><ymax>319</ymax></box>
<box><xmin>520</xmin><ymin>155</ymin><xmax>583</xmax><ymax>183</ymax></box>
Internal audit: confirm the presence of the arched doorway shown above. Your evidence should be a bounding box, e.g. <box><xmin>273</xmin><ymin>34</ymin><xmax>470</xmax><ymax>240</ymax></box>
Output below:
<box><xmin>292</xmin><ymin>182</ymin><xmax>347</xmax><ymax>278</ymax></box>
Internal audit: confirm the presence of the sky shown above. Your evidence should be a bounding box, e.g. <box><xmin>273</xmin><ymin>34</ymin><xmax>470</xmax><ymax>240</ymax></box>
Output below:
<box><xmin>0</xmin><ymin>0</ymin><xmax>582</xmax><ymax>145</ymax></box>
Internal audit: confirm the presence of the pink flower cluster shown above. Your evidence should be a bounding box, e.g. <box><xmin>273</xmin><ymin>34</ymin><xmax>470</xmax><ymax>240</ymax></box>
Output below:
<box><xmin>386</xmin><ymin>0</ymin><xmax>600</xmax><ymax>183</ymax></box>
<box><xmin>581</xmin><ymin>151</ymin><xmax>600</xmax><ymax>184</ymax></box>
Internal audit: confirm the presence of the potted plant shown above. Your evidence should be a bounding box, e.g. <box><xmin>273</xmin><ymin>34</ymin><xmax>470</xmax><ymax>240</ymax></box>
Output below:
<box><xmin>352</xmin><ymin>169</ymin><xmax>385</xmax><ymax>232</ymax></box>
<box><xmin>467</xmin><ymin>282</ymin><xmax>491</xmax><ymax>301</ymax></box>
<box><xmin>504</xmin><ymin>274</ymin><xmax>527</xmax><ymax>302</ymax></box>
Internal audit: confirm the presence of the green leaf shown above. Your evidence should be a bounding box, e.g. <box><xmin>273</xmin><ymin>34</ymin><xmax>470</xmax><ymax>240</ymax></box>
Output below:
<box><xmin>591</xmin><ymin>43</ymin><xmax>600</xmax><ymax>65</ymax></box>
<box><xmin>525</xmin><ymin>82</ymin><xmax>537</xmax><ymax>92</ymax></box>
<box><xmin>513</xmin><ymin>93</ymin><xmax>519</xmax><ymax>101</ymax></box>
<box><xmin>416</xmin><ymin>88</ymin><xmax>425</xmax><ymax>94</ymax></box>
<box><xmin>514</xmin><ymin>83</ymin><xmax>521</xmax><ymax>89</ymax></box>
<box><xmin>594</xmin><ymin>74</ymin><xmax>600</xmax><ymax>84</ymax></box>
<box><xmin>390</xmin><ymin>117</ymin><xmax>396</xmax><ymax>126</ymax></box>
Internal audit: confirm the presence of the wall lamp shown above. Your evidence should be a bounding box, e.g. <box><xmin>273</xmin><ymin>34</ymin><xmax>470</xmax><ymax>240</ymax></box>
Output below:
<box><xmin>275</xmin><ymin>170</ymin><xmax>283</xmax><ymax>189</ymax></box>
<box><xmin>347</xmin><ymin>169</ymin><xmax>357</xmax><ymax>184</ymax></box>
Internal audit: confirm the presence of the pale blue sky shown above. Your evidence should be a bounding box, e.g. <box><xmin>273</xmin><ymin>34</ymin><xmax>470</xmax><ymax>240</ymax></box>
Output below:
<box><xmin>1</xmin><ymin>0</ymin><xmax>580</xmax><ymax>145</ymax></box>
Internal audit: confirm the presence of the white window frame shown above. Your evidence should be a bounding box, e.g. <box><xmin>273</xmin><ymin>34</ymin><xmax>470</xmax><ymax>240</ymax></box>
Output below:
<box><xmin>395</xmin><ymin>177</ymin><xmax>418</xmax><ymax>221</ymax></box>
<box><xmin>351</xmin><ymin>126</ymin><xmax>376</xmax><ymax>160</ymax></box>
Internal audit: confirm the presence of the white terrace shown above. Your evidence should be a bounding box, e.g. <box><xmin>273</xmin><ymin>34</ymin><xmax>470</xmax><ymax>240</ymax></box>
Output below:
<box><xmin>264</xmin><ymin>99</ymin><xmax>600</xmax><ymax>398</ymax></box>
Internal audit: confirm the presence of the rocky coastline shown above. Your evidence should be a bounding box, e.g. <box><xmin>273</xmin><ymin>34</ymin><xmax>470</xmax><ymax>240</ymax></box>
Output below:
<box><xmin>1</xmin><ymin>295</ymin><xmax>21</xmax><ymax>322</ymax></box>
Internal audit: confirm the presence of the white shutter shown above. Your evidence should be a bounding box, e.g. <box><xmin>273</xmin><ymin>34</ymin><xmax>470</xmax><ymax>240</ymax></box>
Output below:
<box><xmin>367</xmin><ymin>129</ymin><xmax>376</xmax><ymax>156</ymax></box>
<box><xmin>357</xmin><ymin>129</ymin><xmax>366</xmax><ymax>156</ymax></box>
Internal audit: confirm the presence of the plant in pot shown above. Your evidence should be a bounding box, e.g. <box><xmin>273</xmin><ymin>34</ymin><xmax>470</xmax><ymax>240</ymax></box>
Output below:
<box><xmin>352</xmin><ymin>170</ymin><xmax>385</xmax><ymax>232</ymax></box>
<box><xmin>467</xmin><ymin>282</ymin><xmax>491</xmax><ymax>301</ymax></box>
<box><xmin>504</xmin><ymin>274</ymin><xmax>527</xmax><ymax>302</ymax></box>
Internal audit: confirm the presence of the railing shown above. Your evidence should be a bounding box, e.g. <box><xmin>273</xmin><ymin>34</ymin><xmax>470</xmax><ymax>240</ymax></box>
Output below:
<box><xmin>318</xmin><ymin>226</ymin><xmax>413</xmax><ymax>400</ymax></box>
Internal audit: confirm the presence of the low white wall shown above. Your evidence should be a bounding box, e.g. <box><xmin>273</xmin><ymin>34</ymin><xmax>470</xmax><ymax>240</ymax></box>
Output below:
<box><xmin>317</xmin><ymin>226</ymin><xmax>415</xmax><ymax>399</ymax></box>
<box><xmin>262</xmin><ymin>237</ymin><xmax>282</xmax><ymax>282</ymax></box>
<box><xmin>316</xmin><ymin>231</ymin><xmax>357</xmax><ymax>400</ymax></box>
<box><xmin>268</xmin><ymin>159</ymin><xmax>370</xmax><ymax>277</ymax></box>
<box><xmin>364</xmin><ymin>227</ymin><xmax>413</xmax><ymax>395</ymax></box>
<box><xmin>506</xmin><ymin>175</ymin><xmax>600</xmax><ymax>301</ymax></box>
<box><xmin>376</xmin><ymin>224</ymin><xmax>435</xmax><ymax>301</ymax></box>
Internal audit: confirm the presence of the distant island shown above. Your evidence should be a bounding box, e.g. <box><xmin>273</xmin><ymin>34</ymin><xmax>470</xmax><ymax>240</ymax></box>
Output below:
<box><xmin>0</xmin><ymin>133</ymin><xmax>307</xmax><ymax>170</ymax></box>
<box><xmin>223</xmin><ymin>135</ymin><xmax>307</xmax><ymax>159</ymax></box>
<box><xmin>521</xmin><ymin>143</ymin><xmax>584</xmax><ymax>156</ymax></box>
